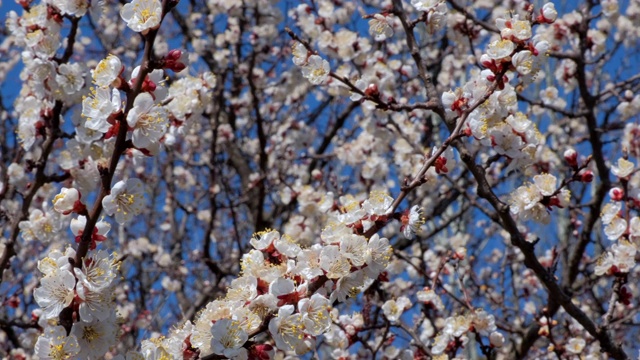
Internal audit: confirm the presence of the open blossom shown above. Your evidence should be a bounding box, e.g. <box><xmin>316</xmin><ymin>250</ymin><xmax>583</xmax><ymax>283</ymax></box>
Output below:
<box><xmin>472</xmin><ymin>309</ymin><xmax>497</xmax><ymax>335</ymax></box>
<box><xmin>340</xmin><ymin>234</ymin><xmax>368</xmax><ymax>266</ymax></box>
<box><xmin>364</xmin><ymin>234</ymin><xmax>392</xmax><ymax>277</ymax></box>
<box><xmin>486</xmin><ymin>39</ymin><xmax>515</xmax><ymax>60</ymax></box>
<box><xmin>301</xmin><ymin>55</ymin><xmax>330</xmax><ymax>85</ymax></box>
<box><xmin>368</xmin><ymin>14</ymin><xmax>393</xmax><ymax>41</ymax></box>
<box><xmin>120</xmin><ymin>0</ymin><xmax>163</xmax><ymax>33</ymax></box>
<box><xmin>34</xmin><ymin>326</ymin><xmax>80</xmax><ymax>360</ymax></box>
<box><xmin>402</xmin><ymin>205</ymin><xmax>425</xmax><ymax>239</ymax></box>
<box><xmin>604</xmin><ymin>216</ymin><xmax>626</xmax><ymax>240</ymax></box>
<box><xmin>291</xmin><ymin>42</ymin><xmax>308</xmax><ymax>66</ymax></box>
<box><xmin>52</xmin><ymin>0</ymin><xmax>89</xmax><ymax>16</ymax></box>
<box><xmin>512</xmin><ymin>50</ymin><xmax>534</xmax><ymax>75</ymax></box>
<box><xmin>497</xmin><ymin>16</ymin><xmax>532</xmax><ymax>41</ymax></box>
<box><xmin>362</xmin><ymin>191</ymin><xmax>394</xmax><ymax>216</ymax></box>
<box><xmin>566</xmin><ymin>337</ymin><xmax>586</xmax><ymax>354</ymax></box>
<box><xmin>611</xmin><ymin>158</ymin><xmax>634</xmax><ymax>178</ymax></box>
<box><xmin>425</xmin><ymin>3</ymin><xmax>448</xmax><ymax>34</ymax></box>
<box><xmin>126</xmin><ymin>92</ymin><xmax>169</xmax><ymax>148</ymax></box>
<box><xmin>320</xmin><ymin>245</ymin><xmax>351</xmax><ymax>279</ymax></box>
<box><xmin>55</xmin><ymin>63</ymin><xmax>85</xmax><ymax>95</ymax></box>
<box><xmin>533</xmin><ymin>173</ymin><xmax>557</xmax><ymax>196</ymax></box>
<box><xmin>71</xmin><ymin>315</ymin><xmax>119</xmax><ymax>359</ymax></box>
<box><xmin>92</xmin><ymin>55</ymin><xmax>123</xmax><ymax>88</ymax></box>
<box><xmin>52</xmin><ymin>187</ymin><xmax>80</xmax><ymax>215</ymax></box>
<box><xmin>82</xmin><ymin>87</ymin><xmax>122</xmax><ymax>133</ymax></box>
<box><xmin>102</xmin><ymin>178</ymin><xmax>145</xmax><ymax>224</ymax></box>
<box><xmin>74</xmin><ymin>250</ymin><xmax>118</xmax><ymax>292</ymax></box>
<box><xmin>268</xmin><ymin>305</ymin><xmax>306</xmax><ymax>353</ymax></box>
<box><xmin>382</xmin><ymin>296</ymin><xmax>410</xmax><ymax>323</ymax></box>
<box><xmin>299</xmin><ymin>294</ymin><xmax>331</xmax><ymax>336</ymax></box>
<box><xmin>210</xmin><ymin>319</ymin><xmax>248</xmax><ymax>358</ymax></box>
<box><xmin>33</xmin><ymin>268</ymin><xmax>76</xmax><ymax>319</ymax></box>
<box><xmin>411</xmin><ymin>0</ymin><xmax>442</xmax><ymax>12</ymax></box>
<box><xmin>595</xmin><ymin>241</ymin><xmax>637</xmax><ymax>275</ymax></box>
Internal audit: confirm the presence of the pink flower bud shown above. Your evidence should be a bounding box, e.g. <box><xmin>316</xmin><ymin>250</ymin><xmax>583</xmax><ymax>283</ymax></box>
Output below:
<box><xmin>539</xmin><ymin>3</ymin><xmax>557</xmax><ymax>23</ymax></box>
<box><xmin>609</xmin><ymin>187</ymin><xmax>624</xmax><ymax>201</ymax></box>
<box><xmin>163</xmin><ymin>49</ymin><xmax>187</xmax><ymax>72</ymax></box>
<box><xmin>564</xmin><ymin>148</ymin><xmax>578</xmax><ymax>167</ymax></box>
<box><xmin>580</xmin><ymin>170</ymin><xmax>594</xmax><ymax>183</ymax></box>
<box><xmin>365</xmin><ymin>83</ymin><xmax>379</xmax><ymax>97</ymax></box>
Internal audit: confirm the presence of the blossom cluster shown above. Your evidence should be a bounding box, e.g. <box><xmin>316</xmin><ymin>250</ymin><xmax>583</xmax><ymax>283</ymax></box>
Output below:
<box><xmin>133</xmin><ymin>192</ymin><xmax>401</xmax><ymax>359</ymax></box>
<box><xmin>33</xmin><ymin>248</ymin><xmax>120</xmax><ymax>359</ymax></box>
<box><xmin>3</xmin><ymin>0</ymin><xmax>640</xmax><ymax>359</ymax></box>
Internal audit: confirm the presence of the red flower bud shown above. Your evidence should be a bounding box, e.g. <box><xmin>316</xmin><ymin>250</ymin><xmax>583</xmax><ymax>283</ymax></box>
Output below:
<box><xmin>580</xmin><ymin>170</ymin><xmax>594</xmax><ymax>183</ymax></box>
<box><xmin>609</xmin><ymin>187</ymin><xmax>624</xmax><ymax>201</ymax></box>
<box><xmin>564</xmin><ymin>148</ymin><xmax>578</xmax><ymax>168</ymax></box>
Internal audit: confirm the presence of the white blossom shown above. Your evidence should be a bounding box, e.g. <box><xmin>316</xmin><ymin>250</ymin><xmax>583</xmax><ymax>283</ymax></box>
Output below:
<box><xmin>102</xmin><ymin>178</ymin><xmax>145</xmax><ymax>224</ymax></box>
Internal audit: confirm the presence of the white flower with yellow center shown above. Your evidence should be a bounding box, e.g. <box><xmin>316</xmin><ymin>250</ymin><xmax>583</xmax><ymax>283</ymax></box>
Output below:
<box><xmin>210</xmin><ymin>319</ymin><xmax>248</xmax><ymax>358</ymax></box>
<box><xmin>250</xmin><ymin>229</ymin><xmax>279</xmax><ymax>250</ymax></box>
<box><xmin>226</xmin><ymin>275</ymin><xmax>258</xmax><ymax>302</ymax></box>
<box><xmin>612</xmin><ymin>158</ymin><xmax>634</xmax><ymax>178</ymax></box>
<box><xmin>340</xmin><ymin>234</ymin><xmax>368</xmax><ymax>266</ymax></box>
<box><xmin>120</xmin><ymin>0</ymin><xmax>162</xmax><ymax>33</ymax></box>
<box><xmin>566</xmin><ymin>337</ymin><xmax>586</xmax><ymax>354</ymax></box>
<box><xmin>92</xmin><ymin>55</ymin><xmax>123</xmax><ymax>88</ymax></box>
<box><xmin>34</xmin><ymin>326</ymin><xmax>80</xmax><ymax>360</ymax></box>
<box><xmin>56</xmin><ymin>63</ymin><xmax>85</xmax><ymax>95</ymax></box>
<box><xmin>52</xmin><ymin>0</ymin><xmax>90</xmax><ymax>16</ymax></box>
<box><xmin>368</xmin><ymin>14</ymin><xmax>393</xmax><ymax>42</ymax></box>
<box><xmin>301</xmin><ymin>55</ymin><xmax>330</xmax><ymax>85</ymax></box>
<box><xmin>411</xmin><ymin>0</ymin><xmax>441</xmax><ymax>12</ymax></box>
<box><xmin>82</xmin><ymin>87</ymin><xmax>122</xmax><ymax>133</ymax></box>
<box><xmin>486</xmin><ymin>39</ymin><xmax>515</xmax><ymax>60</ymax></box>
<box><xmin>320</xmin><ymin>245</ymin><xmax>351</xmax><ymax>279</ymax></box>
<box><xmin>127</xmin><ymin>93</ymin><xmax>169</xmax><ymax>149</ymax></box>
<box><xmin>102</xmin><ymin>178</ymin><xmax>145</xmax><ymax>224</ymax></box>
<box><xmin>299</xmin><ymin>294</ymin><xmax>331</xmax><ymax>336</ymax></box>
<box><xmin>533</xmin><ymin>173</ymin><xmax>557</xmax><ymax>196</ymax></box>
<box><xmin>291</xmin><ymin>42</ymin><xmax>307</xmax><ymax>66</ymax></box>
<box><xmin>512</xmin><ymin>50</ymin><xmax>533</xmax><ymax>75</ymax></box>
<box><xmin>76</xmin><ymin>283</ymin><xmax>116</xmax><ymax>323</ymax></box>
<box><xmin>382</xmin><ymin>298</ymin><xmax>406</xmax><ymax>323</ymax></box>
<box><xmin>71</xmin><ymin>315</ymin><xmax>118</xmax><ymax>359</ymax></box>
<box><xmin>74</xmin><ymin>250</ymin><xmax>118</xmax><ymax>292</ymax></box>
<box><xmin>33</xmin><ymin>268</ymin><xmax>76</xmax><ymax>319</ymax></box>
<box><xmin>364</xmin><ymin>234</ymin><xmax>392</xmax><ymax>278</ymax></box>
<box><xmin>295</xmin><ymin>244</ymin><xmax>324</xmax><ymax>281</ymax></box>
<box><xmin>52</xmin><ymin>187</ymin><xmax>80</xmax><ymax>215</ymax></box>
<box><xmin>331</xmin><ymin>270</ymin><xmax>365</xmax><ymax>303</ymax></box>
<box><xmin>268</xmin><ymin>305</ymin><xmax>306</xmax><ymax>352</ymax></box>
<box><xmin>605</xmin><ymin>216</ymin><xmax>627</xmax><ymax>240</ymax></box>
<box><xmin>362</xmin><ymin>191</ymin><xmax>394</xmax><ymax>216</ymax></box>
<box><xmin>275</xmin><ymin>233</ymin><xmax>302</xmax><ymax>258</ymax></box>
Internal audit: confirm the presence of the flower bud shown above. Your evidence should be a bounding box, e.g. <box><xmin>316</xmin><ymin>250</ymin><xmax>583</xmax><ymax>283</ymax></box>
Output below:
<box><xmin>564</xmin><ymin>148</ymin><xmax>578</xmax><ymax>167</ymax></box>
<box><xmin>580</xmin><ymin>170</ymin><xmax>594</xmax><ymax>183</ymax></box>
<box><xmin>163</xmin><ymin>49</ymin><xmax>187</xmax><ymax>72</ymax></box>
<box><xmin>609</xmin><ymin>187</ymin><xmax>624</xmax><ymax>201</ymax></box>
<box><xmin>364</xmin><ymin>83</ymin><xmax>379</xmax><ymax>97</ymax></box>
<box><xmin>539</xmin><ymin>3</ymin><xmax>557</xmax><ymax>23</ymax></box>
<box><xmin>490</xmin><ymin>331</ymin><xmax>505</xmax><ymax>348</ymax></box>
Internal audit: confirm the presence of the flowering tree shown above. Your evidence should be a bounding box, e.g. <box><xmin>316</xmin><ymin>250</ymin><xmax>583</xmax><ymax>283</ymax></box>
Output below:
<box><xmin>0</xmin><ymin>0</ymin><xmax>639</xmax><ymax>358</ymax></box>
